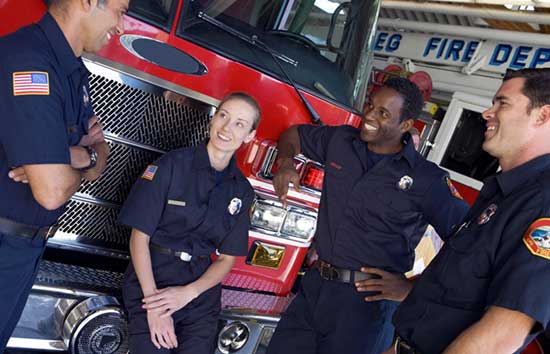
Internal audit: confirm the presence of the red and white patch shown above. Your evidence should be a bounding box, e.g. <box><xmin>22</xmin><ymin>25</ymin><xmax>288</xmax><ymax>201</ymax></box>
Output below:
<box><xmin>523</xmin><ymin>218</ymin><xmax>550</xmax><ymax>260</ymax></box>
<box><xmin>446</xmin><ymin>177</ymin><xmax>463</xmax><ymax>200</ymax></box>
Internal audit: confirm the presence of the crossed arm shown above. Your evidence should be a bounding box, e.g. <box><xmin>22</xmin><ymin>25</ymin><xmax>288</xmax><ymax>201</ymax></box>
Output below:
<box><xmin>8</xmin><ymin>116</ymin><xmax>109</xmax><ymax>210</ymax></box>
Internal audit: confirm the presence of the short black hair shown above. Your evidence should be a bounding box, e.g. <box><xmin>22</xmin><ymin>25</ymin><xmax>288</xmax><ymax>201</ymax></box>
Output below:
<box><xmin>382</xmin><ymin>77</ymin><xmax>424</xmax><ymax>122</ymax></box>
<box><xmin>218</xmin><ymin>92</ymin><xmax>261</xmax><ymax>131</ymax></box>
<box><xmin>504</xmin><ymin>68</ymin><xmax>550</xmax><ymax>113</ymax></box>
<box><xmin>48</xmin><ymin>0</ymin><xmax>108</xmax><ymax>10</ymax></box>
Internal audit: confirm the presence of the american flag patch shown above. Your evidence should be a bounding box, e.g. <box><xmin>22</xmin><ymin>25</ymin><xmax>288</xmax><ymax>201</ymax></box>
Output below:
<box><xmin>141</xmin><ymin>165</ymin><xmax>158</xmax><ymax>181</ymax></box>
<box><xmin>13</xmin><ymin>71</ymin><xmax>50</xmax><ymax>96</ymax></box>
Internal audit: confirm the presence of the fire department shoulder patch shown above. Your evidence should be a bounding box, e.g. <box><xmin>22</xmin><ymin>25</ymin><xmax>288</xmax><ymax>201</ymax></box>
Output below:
<box><xmin>523</xmin><ymin>218</ymin><xmax>550</xmax><ymax>260</ymax></box>
<box><xmin>141</xmin><ymin>165</ymin><xmax>158</xmax><ymax>181</ymax></box>
<box><xmin>445</xmin><ymin>176</ymin><xmax>463</xmax><ymax>200</ymax></box>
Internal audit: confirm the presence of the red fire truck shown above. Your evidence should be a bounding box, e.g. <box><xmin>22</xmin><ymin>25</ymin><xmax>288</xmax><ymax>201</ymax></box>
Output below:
<box><xmin>0</xmin><ymin>0</ymin><xmax>379</xmax><ymax>353</ymax></box>
<box><xmin>0</xmin><ymin>1</ymin><xmax>546</xmax><ymax>354</ymax></box>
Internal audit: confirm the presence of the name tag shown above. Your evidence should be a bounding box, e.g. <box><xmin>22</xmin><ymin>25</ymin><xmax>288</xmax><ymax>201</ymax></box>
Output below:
<box><xmin>167</xmin><ymin>199</ymin><xmax>186</xmax><ymax>207</ymax></box>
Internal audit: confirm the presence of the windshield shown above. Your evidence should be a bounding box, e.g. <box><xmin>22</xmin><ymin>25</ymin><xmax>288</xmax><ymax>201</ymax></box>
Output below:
<box><xmin>178</xmin><ymin>0</ymin><xmax>380</xmax><ymax>111</ymax></box>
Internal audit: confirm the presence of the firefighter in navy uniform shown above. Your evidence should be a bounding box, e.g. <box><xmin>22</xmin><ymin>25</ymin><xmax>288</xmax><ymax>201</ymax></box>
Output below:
<box><xmin>387</xmin><ymin>69</ymin><xmax>550</xmax><ymax>354</ymax></box>
<box><xmin>267</xmin><ymin>78</ymin><xmax>470</xmax><ymax>354</ymax></box>
<box><xmin>119</xmin><ymin>93</ymin><xmax>260</xmax><ymax>354</ymax></box>
<box><xmin>0</xmin><ymin>0</ymin><xmax>127</xmax><ymax>351</ymax></box>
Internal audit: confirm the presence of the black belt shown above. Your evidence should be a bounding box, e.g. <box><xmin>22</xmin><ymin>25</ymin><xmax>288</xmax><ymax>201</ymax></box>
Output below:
<box><xmin>314</xmin><ymin>260</ymin><xmax>378</xmax><ymax>283</ymax></box>
<box><xmin>394</xmin><ymin>336</ymin><xmax>423</xmax><ymax>354</ymax></box>
<box><xmin>0</xmin><ymin>216</ymin><xmax>57</xmax><ymax>240</ymax></box>
<box><xmin>149</xmin><ymin>243</ymin><xmax>209</xmax><ymax>262</ymax></box>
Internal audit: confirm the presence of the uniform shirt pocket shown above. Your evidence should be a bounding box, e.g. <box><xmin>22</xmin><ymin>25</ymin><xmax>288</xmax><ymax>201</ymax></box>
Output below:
<box><xmin>163</xmin><ymin>201</ymin><xmax>207</xmax><ymax>233</ymax></box>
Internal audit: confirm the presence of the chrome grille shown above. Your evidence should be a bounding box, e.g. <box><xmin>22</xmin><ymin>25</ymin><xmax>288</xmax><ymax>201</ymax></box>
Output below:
<box><xmin>78</xmin><ymin>142</ymin><xmax>161</xmax><ymax>204</ymax></box>
<box><xmin>36</xmin><ymin>261</ymin><xmax>124</xmax><ymax>292</ymax></box>
<box><xmin>56</xmin><ymin>199</ymin><xmax>129</xmax><ymax>248</ymax></box>
<box><xmin>49</xmin><ymin>63</ymin><xmax>212</xmax><ymax>257</ymax></box>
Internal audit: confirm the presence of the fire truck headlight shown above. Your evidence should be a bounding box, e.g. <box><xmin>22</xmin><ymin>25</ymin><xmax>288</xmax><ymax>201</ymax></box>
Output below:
<box><xmin>251</xmin><ymin>200</ymin><xmax>286</xmax><ymax>233</ymax></box>
<box><xmin>281</xmin><ymin>209</ymin><xmax>316</xmax><ymax>241</ymax></box>
<box><xmin>217</xmin><ymin>322</ymin><xmax>249</xmax><ymax>353</ymax></box>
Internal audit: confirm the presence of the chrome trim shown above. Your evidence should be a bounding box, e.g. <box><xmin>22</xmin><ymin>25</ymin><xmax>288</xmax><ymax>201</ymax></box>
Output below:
<box><xmin>70</xmin><ymin>193</ymin><xmax>120</xmax><ymax>209</ymax></box>
<box><xmin>83</xmin><ymin>54</ymin><xmax>220</xmax><ymax>107</ymax></box>
<box><xmin>217</xmin><ymin>321</ymin><xmax>250</xmax><ymax>354</ymax></box>
<box><xmin>63</xmin><ymin>296</ymin><xmax>126</xmax><ymax>353</ymax></box>
<box><xmin>47</xmin><ymin>234</ymin><xmax>130</xmax><ymax>260</ymax></box>
<box><xmin>220</xmin><ymin>310</ymin><xmax>280</xmax><ymax>325</ymax></box>
<box><xmin>32</xmin><ymin>284</ymin><xmax>106</xmax><ymax>298</ymax></box>
<box><xmin>7</xmin><ymin>337</ymin><xmax>66</xmax><ymax>351</ymax></box>
<box><xmin>105</xmin><ymin>132</ymin><xmax>167</xmax><ymax>154</ymax></box>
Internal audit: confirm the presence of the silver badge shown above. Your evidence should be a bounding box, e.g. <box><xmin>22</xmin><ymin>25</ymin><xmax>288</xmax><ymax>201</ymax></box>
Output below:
<box><xmin>228</xmin><ymin>197</ymin><xmax>242</xmax><ymax>215</ymax></box>
<box><xmin>478</xmin><ymin>204</ymin><xmax>497</xmax><ymax>225</ymax></box>
<box><xmin>83</xmin><ymin>85</ymin><xmax>90</xmax><ymax>106</ymax></box>
<box><xmin>397</xmin><ymin>175</ymin><xmax>414</xmax><ymax>191</ymax></box>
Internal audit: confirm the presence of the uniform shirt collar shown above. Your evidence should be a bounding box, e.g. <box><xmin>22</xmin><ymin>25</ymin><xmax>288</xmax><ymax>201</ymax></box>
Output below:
<box><xmin>495</xmin><ymin>154</ymin><xmax>550</xmax><ymax>196</ymax></box>
<box><xmin>38</xmin><ymin>13</ymin><xmax>82</xmax><ymax>75</ymax></box>
<box><xmin>393</xmin><ymin>133</ymin><xmax>418</xmax><ymax>167</ymax></box>
<box><xmin>355</xmin><ymin>132</ymin><xmax>417</xmax><ymax>168</ymax></box>
<box><xmin>192</xmin><ymin>140</ymin><xmax>239</xmax><ymax>179</ymax></box>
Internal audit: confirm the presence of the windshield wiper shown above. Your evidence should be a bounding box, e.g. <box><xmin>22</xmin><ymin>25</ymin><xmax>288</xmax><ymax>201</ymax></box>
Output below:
<box><xmin>197</xmin><ymin>11</ymin><xmax>323</xmax><ymax>125</ymax></box>
<box><xmin>197</xmin><ymin>12</ymin><xmax>298</xmax><ymax>67</ymax></box>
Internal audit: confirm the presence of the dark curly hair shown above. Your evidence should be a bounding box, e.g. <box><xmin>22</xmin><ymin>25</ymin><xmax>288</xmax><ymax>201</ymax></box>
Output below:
<box><xmin>504</xmin><ymin>68</ymin><xmax>550</xmax><ymax>113</ymax></box>
<box><xmin>383</xmin><ymin>77</ymin><xmax>424</xmax><ymax>122</ymax></box>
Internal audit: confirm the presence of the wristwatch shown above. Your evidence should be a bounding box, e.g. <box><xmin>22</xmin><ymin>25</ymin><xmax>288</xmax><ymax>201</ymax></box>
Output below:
<box><xmin>78</xmin><ymin>146</ymin><xmax>98</xmax><ymax>172</ymax></box>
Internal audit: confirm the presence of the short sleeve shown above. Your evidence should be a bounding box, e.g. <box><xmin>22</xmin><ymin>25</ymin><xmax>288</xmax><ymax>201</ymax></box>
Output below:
<box><xmin>118</xmin><ymin>155</ymin><xmax>173</xmax><ymax>237</ymax></box>
<box><xmin>488</xmin><ymin>217</ymin><xmax>550</xmax><ymax>330</ymax></box>
<box><xmin>0</xmin><ymin>55</ymin><xmax>70</xmax><ymax>166</ymax></box>
<box><xmin>422</xmin><ymin>175</ymin><xmax>470</xmax><ymax>240</ymax></box>
<box><xmin>218</xmin><ymin>188</ymin><xmax>255</xmax><ymax>256</ymax></box>
<box><xmin>297</xmin><ymin>124</ymin><xmax>339</xmax><ymax>164</ymax></box>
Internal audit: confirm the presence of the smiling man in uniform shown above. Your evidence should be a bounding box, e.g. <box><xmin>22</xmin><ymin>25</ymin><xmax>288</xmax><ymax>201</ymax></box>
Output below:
<box><xmin>0</xmin><ymin>0</ymin><xmax>128</xmax><ymax>350</ymax></box>
<box><xmin>266</xmin><ymin>77</ymin><xmax>469</xmax><ymax>354</ymax></box>
<box><xmin>387</xmin><ymin>68</ymin><xmax>550</xmax><ymax>354</ymax></box>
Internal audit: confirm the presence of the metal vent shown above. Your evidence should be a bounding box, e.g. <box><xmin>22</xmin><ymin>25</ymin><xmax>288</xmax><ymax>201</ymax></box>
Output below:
<box><xmin>49</xmin><ymin>63</ymin><xmax>212</xmax><ymax>257</ymax></box>
<box><xmin>78</xmin><ymin>142</ymin><xmax>161</xmax><ymax>204</ymax></box>
<box><xmin>55</xmin><ymin>199</ymin><xmax>130</xmax><ymax>248</ymax></box>
<box><xmin>36</xmin><ymin>261</ymin><xmax>124</xmax><ymax>292</ymax></box>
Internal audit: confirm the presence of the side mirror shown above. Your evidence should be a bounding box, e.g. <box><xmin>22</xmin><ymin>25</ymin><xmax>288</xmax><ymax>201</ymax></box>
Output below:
<box><xmin>327</xmin><ymin>2</ymin><xmax>351</xmax><ymax>55</ymax></box>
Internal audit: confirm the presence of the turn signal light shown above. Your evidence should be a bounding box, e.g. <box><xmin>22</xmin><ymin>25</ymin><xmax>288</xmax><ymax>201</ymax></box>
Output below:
<box><xmin>300</xmin><ymin>163</ymin><xmax>324</xmax><ymax>192</ymax></box>
<box><xmin>248</xmin><ymin>241</ymin><xmax>286</xmax><ymax>269</ymax></box>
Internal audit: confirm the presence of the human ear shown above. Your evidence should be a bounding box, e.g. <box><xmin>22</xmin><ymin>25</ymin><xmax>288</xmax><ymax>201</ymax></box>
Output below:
<box><xmin>243</xmin><ymin>130</ymin><xmax>256</xmax><ymax>144</ymax></box>
<box><xmin>400</xmin><ymin>119</ymin><xmax>414</xmax><ymax>133</ymax></box>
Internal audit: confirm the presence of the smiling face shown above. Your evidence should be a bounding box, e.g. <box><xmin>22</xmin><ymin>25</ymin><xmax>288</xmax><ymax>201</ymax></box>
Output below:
<box><xmin>81</xmin><ymin>0</ymin><xmax>128</xmax><ymax>53</ymax></box>
<box><xmin>208</xmin><ymin>98</ymin><xmax>257</xmax><ymax>154</ymax></box>
<box><xmin>482</xmin><ymin>77</ymin><xmax>539</xmax><ymax>170</ymax></box>
<box><xmin>361</xmin><ymin>87</ymin><xmax>413</xmax><ymax>153</ymax></box>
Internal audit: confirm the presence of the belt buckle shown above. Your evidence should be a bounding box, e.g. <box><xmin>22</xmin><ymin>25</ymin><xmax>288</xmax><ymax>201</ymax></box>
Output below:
<box><xmin>319</xmin><ymin>263</ymin><xmax>338</xmax><ymax>280</ymax></box>
<box><xmin>179</xmin><ymin>251</ymin><xmax>192</xmax><ymax>262</ymax></box>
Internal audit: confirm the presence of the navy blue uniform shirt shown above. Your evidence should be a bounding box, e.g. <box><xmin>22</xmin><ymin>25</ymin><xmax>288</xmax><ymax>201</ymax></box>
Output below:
<box><xmin>0</xmin><ymin>13</ymin><xmax>93</xmax><ymax>227</ymax></box>
<box><xmin>298</xmin><ymin>125</ymin><xmax>469</xmax><ymax>272</ymax></box>
<box><xmin>118</xmin><ymin>143</ymin><xmax>254</xmax><ymax>257</ymax></box>
<box><xmin>393</xmin><ymin>154</ymin><xmax>550</xmax><ymax>354</ymax></box>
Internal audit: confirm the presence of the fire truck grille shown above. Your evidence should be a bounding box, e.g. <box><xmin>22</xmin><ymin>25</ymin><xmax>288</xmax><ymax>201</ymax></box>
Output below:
<box><xmin>49</xmin><ymin>64</ymin><xmax>212</xmax><ymax>257</ymax></box>
<box><xmin>78</xmin><ymin>142</ymin><xmax>162</xmax><ymax>204</ymax></box>
<box><xmin>36</xmin><ymin>260</ymin><xmax>124</xmax><ymax>293</ymax></box>
<box><xmin>56</xmin><ymin>200</ymin><xmax>130</xmax><ymax>247</ymax></box>
<box><xmin>88</xmin><ymin>74</ymin><xmax>211</xmax><ymax>151</ymax></box>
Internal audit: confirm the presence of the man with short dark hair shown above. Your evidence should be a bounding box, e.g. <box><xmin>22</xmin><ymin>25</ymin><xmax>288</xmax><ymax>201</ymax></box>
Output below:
<box><xmin>267</xmin><ymin>78</ymin><xmax>469</xmax><ymax>354</ymax></box>
<box><xmin>386</xmin><ymin>68</ymin><xmax>550</xmax><ymax>354</ymax></box>
<box><xmin>0</xmin><ymin>0</ymin><xmax>128</xmax><ymax>350</ymax></box>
